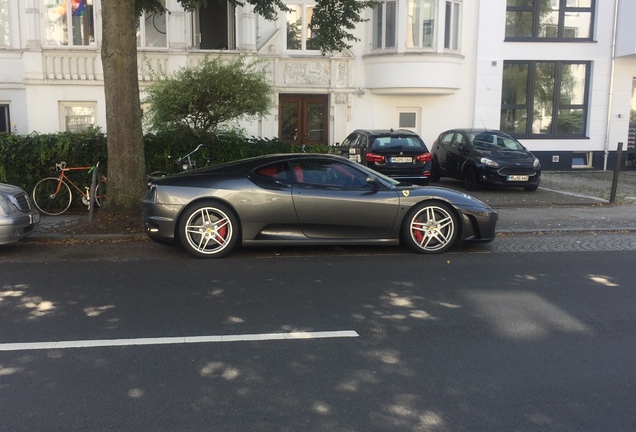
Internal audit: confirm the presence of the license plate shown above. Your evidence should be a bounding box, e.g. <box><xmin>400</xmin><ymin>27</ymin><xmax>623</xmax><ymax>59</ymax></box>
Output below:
<box><xmin>507</xmin><ymin>175</ymin><xmax>529</xmax><ymax>181</ymax></box>
<box><xmin>32</xmin><ymin>213</ymin><xmax>40</xmax><ymax>224</ymax></box>
<box><xmin>390</xmin><ymin>157</ymin><xmax>412</xmax><ymax>163</ymax></box>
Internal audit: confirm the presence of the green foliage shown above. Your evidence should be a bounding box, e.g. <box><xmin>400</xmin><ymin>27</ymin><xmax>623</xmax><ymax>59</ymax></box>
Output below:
<box><xmin>239</xmin><ymin>0</ymin><xmax>290</xmax><ymax>21</ymax></box>
<box><xmin>0</xmin><ymin>129</ymin><xmax>107</xmax><ymax>193</ymax></box>
<box><xmin>145</xmin><ymin>129</ymin><xmax>333</xmax><ymax>176</ymax></box>
<box><xmin>143</xmin><ymin>55</ymin><xmax>274</xmax><ymax>136</ymax></box>
<box><xmin>137</xmin><ymin>0</ymin><xmax>290</xmax><ymax>21</ymax></box>
<box><xmin>311</xmin><ymin>0</ymin><xmax>379</xmax><ymax>54</ymax></box>
<box><xmin>1</xmin><ymin>128</ymin><xmax>333</xmax><ymax>192</ymax></box>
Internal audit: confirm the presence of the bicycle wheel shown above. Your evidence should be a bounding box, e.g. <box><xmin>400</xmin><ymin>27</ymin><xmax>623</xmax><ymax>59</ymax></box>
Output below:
<box><xmin>32</xmin><ymin>177</ymin><xmax>72</xmax><ymax>215</ymax></box>
<box><xmin>93</xmin><ymin>177</ymin><xmax>106</xmax><ymax>208</ymax></box>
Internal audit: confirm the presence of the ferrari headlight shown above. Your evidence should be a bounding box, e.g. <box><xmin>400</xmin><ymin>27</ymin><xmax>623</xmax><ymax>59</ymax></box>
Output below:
<box><xmin>480</xmin><ymin>157</ymin><xmax>499</xmax><ymax>167</ymax></box>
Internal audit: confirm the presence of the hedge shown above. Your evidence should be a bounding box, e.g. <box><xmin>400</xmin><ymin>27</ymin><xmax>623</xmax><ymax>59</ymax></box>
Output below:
<box><xmin>0</xmin><ymin>129</ymin><xmax>332</xmax><ymax>193</ymax></box>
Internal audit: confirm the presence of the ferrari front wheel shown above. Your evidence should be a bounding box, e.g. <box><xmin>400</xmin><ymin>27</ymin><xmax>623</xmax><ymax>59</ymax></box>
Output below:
<box><xmin>403</xmin><ymin>202</ymin><xmax>458</xmax><ymax>254</ymax></box>
<box><xmin>178</xmin><ymin>201</ymin><xmax>239</xmax><ymax>258</ymax></box>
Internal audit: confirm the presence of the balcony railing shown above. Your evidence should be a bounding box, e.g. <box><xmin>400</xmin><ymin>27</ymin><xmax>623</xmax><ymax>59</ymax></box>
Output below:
<box><xmin>36</xmin><ymin>49</ymin><xmax>350</xmax><ymax>90</ymax></box>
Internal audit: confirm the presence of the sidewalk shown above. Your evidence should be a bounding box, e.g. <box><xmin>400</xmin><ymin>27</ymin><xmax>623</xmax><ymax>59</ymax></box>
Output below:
<box><xmin>31</xmin><ymin>171</ymin><xmax>636</xmax><ymax>239</ymax></box>
<box><xmin>436</xmin><ymin>170</ymin><xmax>636</xmax><ymax>234</ymax></box>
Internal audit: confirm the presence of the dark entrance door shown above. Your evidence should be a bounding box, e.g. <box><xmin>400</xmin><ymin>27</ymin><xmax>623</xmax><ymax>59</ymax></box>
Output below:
<box><xmin>279</xmin><ymin>94</ymin><xmax>328</xmax><ymax>146</ymax></box>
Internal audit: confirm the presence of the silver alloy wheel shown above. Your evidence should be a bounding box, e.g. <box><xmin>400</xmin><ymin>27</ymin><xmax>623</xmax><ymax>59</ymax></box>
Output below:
<box><xmin>181</xmin><ymin>205</ymin><xmax>234</xmax><ymax>257</ymax></box>
<box><xmin>407</xmin><ymin>203</ymin><xmax>457</xmax><ymax>253</ymax></box>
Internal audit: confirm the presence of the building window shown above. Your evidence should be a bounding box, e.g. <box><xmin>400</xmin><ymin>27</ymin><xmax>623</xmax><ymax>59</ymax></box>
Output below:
<box><xmin>192</xmin><ymin>1</ymin><xmax>236</xmax><ymax>50</ymax></box>
<box><xmin>44</xmin><ymin>0</ymin><xmax>95</xmax><ymax>46</ymax></box>
<box><xmin>138</xmin><ymin>1</ymin><xmax>167</xmax><ymax>48</ymax></box>
<box><xmin>60</xmin><ymin>103</ymin><xmax>95</xmax><ymax>132</ymax></box>
<box><xmin>500</xmin><ymin>61</ymin><xmax>590</xmax><ymax>137</ymax></box>
<box><xmin>286</xmin><ymin>4</ymin><xmax>318</xmax><ymax>51</ymax></box>
<box><xmin>0</xmin><ymin>0</ymin><xmax>9</xmax><ymax>47</ymax></box>
<box><xmin>407</xmin><ymin>0</ymin><xmax>435</xmax><ymax>49</ymax></box>
<box><xmin>0</xmin><ymin>104</ymin><xmax>10</xmax><ymax>134</ymax></box>
<box><xmin>444</xmin><ymin>0</ymin><xmax>460</xmax><ymax>51</ymax></box>
<box><xmin>373</xmin><ymin>0</ymin><xmax>396</xmax><ymax>50</ymax></box>
<box><xmin>505</xmin><ymin>0</ymin><xmax>594</xmax><ymax>41</ymax></box>
<box><xmin>398</xmin><ymin>110</ymin><xmax>420</xmax><ymax>132</ymax></box>
<box><xmin>572</xmin><ymin>151</ymin><xmax>592</xmax><ymax>168</ymax></box>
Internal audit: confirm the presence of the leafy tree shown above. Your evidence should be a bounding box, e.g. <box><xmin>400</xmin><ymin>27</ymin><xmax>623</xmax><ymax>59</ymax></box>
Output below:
<box><xmin>102</xmin><ymin>0</ymin><xmax>376</xmax><ymax>214</ymax></box>
<box><xmin>144</xmin><ymin>56</ymin><xmax>273</xmax><ymax>136</ymax></box>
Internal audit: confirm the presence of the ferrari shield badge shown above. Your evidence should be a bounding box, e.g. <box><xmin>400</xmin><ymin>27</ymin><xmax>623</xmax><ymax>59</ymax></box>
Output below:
<box><xmin>402</xmin><ymin>190</ymin><xmax>410</xmax><ymax>197</ymax></box>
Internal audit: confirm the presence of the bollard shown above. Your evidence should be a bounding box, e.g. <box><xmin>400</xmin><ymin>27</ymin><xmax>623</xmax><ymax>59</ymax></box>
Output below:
<box><xmin>609</xmin><ymin>142</ymin><xmax>623</xmax><ymax>203</ymax></box>
<box><xmin>88</xmin><ymin>162</ymin><xmax>99</xmax><ymax>221</ymax></box>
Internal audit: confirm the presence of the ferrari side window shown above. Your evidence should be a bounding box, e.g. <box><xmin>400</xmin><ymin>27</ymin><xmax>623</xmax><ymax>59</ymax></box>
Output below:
<box><xmin>255</xmin><ymin>162</ymin><xmax>290</xmax><ymax>181</ymax></box>
<box><xmin>293</xmin><ymin>160</ymin><xmax>369</xmax><ymax>189</ymax></box>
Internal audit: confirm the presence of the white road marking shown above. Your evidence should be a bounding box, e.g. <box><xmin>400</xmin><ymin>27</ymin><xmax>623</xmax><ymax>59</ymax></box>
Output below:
<box><xmin>0</xmin><ymin>330</ymin><xmax>359</xmax><ymax>352</ymax></box>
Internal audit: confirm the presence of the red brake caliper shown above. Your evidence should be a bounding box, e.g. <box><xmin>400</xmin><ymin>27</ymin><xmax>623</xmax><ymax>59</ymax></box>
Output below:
<box><xmin>413</xmin><ymin>219</ymin><xmax>424</xmax><ymax>243</ymax></box>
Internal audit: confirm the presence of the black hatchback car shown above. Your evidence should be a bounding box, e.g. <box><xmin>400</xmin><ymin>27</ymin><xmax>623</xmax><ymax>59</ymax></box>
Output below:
<box><xmin>431</xmin><ymin>129</ymin><xmax>541</xmax><ymax>191</ymax></box>
<box><xmin>339</xmin><ymin>129</ymin><xmax>432</xmax><ymax>185</ymax></box>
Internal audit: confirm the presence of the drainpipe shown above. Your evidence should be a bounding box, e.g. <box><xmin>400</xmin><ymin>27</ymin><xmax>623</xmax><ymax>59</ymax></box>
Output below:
<box><xmin>604</xmin><ymin>0</ymin><xmax>620</xmax><ymax>171</ymax></box>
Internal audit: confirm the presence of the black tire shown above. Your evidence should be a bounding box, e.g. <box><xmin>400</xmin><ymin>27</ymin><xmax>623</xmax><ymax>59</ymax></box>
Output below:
<box><xmin>32</xmin><ymin>177</ymin><xmax>72</xmax><ymax>215</ymax></box>
<box><xmin>463</xmin><ymin>167</ymin><xmax>479</xmax><ymax>191</ymax></box>
<box><xmin>178</xmin><ymin>201</ymin><xmax>239</xmax><ymax>258</ymax></box>
<box><xmin>402</xmin><ymin>201</ymin><xmax>458</xmax><ymax>254</ymax></box>
<box><xmin>430</xmin><ymin>159</ymin><xmax>441</xmax><ymax>183</ymax></box>
<box><xmin>524</xmin><ymin>184</ymin><xmax>539</xmax><ymax>192</ymax></box>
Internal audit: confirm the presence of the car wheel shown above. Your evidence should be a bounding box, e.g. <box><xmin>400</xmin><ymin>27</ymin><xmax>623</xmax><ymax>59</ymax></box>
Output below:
<box><xmin>524</xmin><ymin>184</ymin><xmax>539</xmax><ymax>192</ymax></box>
<box><xmin>178</xmin><ymin>201</ymin><xmax>239</xmax><ymax>258</ymax></box>
<box><xmin>402</xmin><ymin>201</ymin><xmax>458</xmax><ymax>254</ymax></box>
<box><xmin>430</xmin><ymin>159</ymin><xmax>441</xmax><ymax>183</ymax></box>
<box><xmin>463</xmin><ymin>167</ymin><xmax>479</xmax><ymax>191</ymax></box>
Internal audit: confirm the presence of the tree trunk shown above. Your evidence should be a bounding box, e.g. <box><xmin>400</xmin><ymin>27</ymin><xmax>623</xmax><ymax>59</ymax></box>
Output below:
<box><xmin>101</xmin><ymin>0</ymin><xmax>146</xmax><ymax>213</ymax></box>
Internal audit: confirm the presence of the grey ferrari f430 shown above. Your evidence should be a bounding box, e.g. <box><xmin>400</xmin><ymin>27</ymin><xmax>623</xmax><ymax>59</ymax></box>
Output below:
<box><xmin>142</xmin><ymin>153</ymin><xmax>498</xmax><ymax>258</ymax></box>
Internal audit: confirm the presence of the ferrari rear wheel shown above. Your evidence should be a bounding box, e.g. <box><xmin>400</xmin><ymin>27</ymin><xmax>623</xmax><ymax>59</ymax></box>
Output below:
<box><xmin>403</xmin><ymin>202</ymin><xmax>458</xmax><ymax>254</ymax></box>
<box><xmin>178</xmin><ymin>201</ymin><xmax>239</xmax><ymax>258</ymax></box>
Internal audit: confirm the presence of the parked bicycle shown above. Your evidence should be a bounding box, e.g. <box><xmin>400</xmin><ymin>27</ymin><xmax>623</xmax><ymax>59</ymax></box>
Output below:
<box><xmin>32</xmin><ymin>161</ymin><xmax>106</xmax><ymax>216</ymax></box>
<box><xmin>149</xmin><ymin>144</ymin><xmax>212</xmax><ymax>178</ymax></box>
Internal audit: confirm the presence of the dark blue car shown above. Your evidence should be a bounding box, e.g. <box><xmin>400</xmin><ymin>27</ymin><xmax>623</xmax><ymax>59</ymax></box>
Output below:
<box><xmin>431</xmin><ymin>128</ymin><xmax>541</xmax><ymax>191</ymax></box>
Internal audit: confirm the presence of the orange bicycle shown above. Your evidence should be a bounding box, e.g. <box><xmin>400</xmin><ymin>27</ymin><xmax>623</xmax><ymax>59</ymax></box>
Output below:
<box><xmin>32</xmin><ymin>161</ymin><xmax>106</xmax><ymax>216</ymax></box>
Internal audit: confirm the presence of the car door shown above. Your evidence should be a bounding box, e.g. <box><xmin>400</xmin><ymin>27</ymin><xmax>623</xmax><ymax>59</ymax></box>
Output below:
<box><xmin>433</xmin><ymin>132</ymin><xmax>455</xmax><ymax>174</ymax></box>
<box><xmin>290</xmin><ymin>158</ymin><xmax>400</xmax><ymax>239</ymax></box>
<box><xmin>446</xmin><ymin>132</ymin><xmax>470</xmax><ymax>178</ymax></box>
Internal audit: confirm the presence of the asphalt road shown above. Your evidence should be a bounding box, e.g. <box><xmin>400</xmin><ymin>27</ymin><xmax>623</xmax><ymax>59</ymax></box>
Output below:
<box><xmin>1</xmin><ymin>249</ymin><xmax>635</xmax><ymax>431</ymax></box>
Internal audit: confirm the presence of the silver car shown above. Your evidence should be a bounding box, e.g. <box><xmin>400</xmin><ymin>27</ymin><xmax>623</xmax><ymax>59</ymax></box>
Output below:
<box><xmin>142</xmin><ymin>153</ymin><xmax>498</xmax><ymax>258</ymax></box>
<box><xmin>0</xmin><ymin>183</ymin><xmax>40</xmax><ymax>245</ymax></box>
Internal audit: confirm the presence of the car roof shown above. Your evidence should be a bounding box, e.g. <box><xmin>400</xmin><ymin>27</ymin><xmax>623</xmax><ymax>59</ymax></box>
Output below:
<box><xmin>200</xmin><ymin>153</ymin><xmax>348</xmax><ymax>170</ymax></box>
<box><xmin>164</xmin><ymin>153</ymin><xmax>351</xmax><ymax>179</ymax></box>
<box><xmin>446</xmin><ymin>128</ymin><xmax>513</xmax><ymax>137</ymax></box>
<box><xmin>352</xmin><ymin>129</ymin><xmax>421</xmax><ymax>137</ymax></box>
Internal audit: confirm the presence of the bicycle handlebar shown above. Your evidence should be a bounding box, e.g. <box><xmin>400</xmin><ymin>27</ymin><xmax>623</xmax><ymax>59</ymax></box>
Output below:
<box><xmin>176</xmin><ymin>143</ymin><xmax>209</xmax><ymax>163</ymax></box>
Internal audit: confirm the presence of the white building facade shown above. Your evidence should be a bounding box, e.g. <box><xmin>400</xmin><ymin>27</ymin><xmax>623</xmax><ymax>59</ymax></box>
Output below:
<box><xmin>1</xmin><ymin>0</ymin><xmax>634</xmax><ymax>170</ymax></box>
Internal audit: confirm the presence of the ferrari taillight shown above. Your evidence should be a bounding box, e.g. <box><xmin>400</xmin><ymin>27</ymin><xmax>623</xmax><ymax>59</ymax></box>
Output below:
<box><xmin>366</xmin><ymin>153</ymin><xmax>386</xmax><ymax>163</ymax></box>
